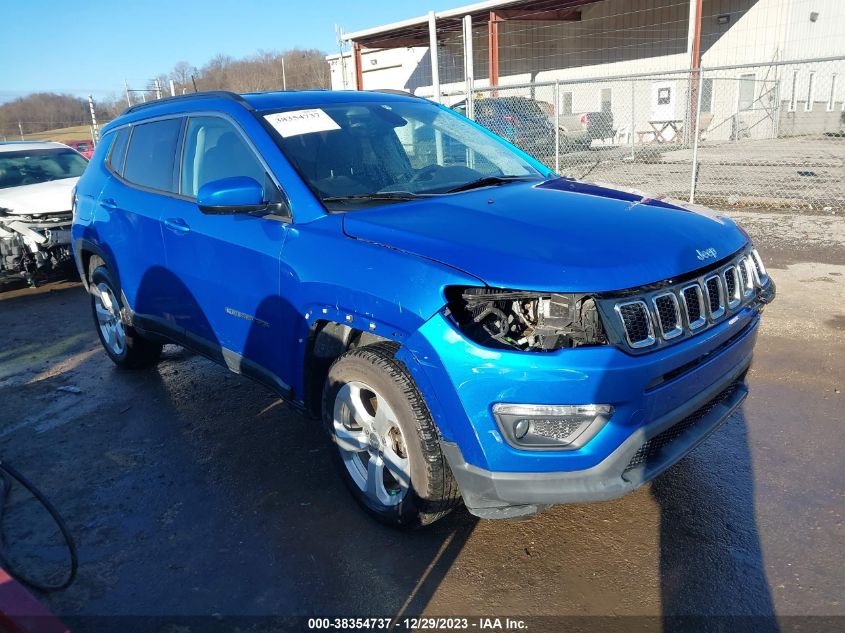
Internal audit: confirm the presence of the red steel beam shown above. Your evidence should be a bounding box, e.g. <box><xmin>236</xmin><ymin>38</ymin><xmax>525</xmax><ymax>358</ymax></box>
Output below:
<box><xmin>488</xmin><ymin>11</ymin><xmax>501</xmax><ymax>88</ymax></box>
<box><xmin>354</xmin><ymin>42</ymin><xmax>364</xmax><ymax>91</ymax></box>
<box><xmin>688</xmin><ymin>0</ymin><xmax>703</xmax><ymax>142</ymax></box>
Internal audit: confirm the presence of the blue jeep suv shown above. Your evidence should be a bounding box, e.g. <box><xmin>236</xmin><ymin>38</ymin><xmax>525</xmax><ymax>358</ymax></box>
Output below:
<box><xmin>72</xmin><ymin>90</ymin><xmax>775</xmax><ymax>527</ymax></box>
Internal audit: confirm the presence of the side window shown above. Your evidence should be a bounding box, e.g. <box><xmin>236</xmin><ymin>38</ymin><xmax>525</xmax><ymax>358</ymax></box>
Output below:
<box><xmin>107</xmin><ymin>128</ymin><xmax>129</xmax><ymax>176</ymax></box>
<box><xmin>123</xmin><ymin>118</ymin><xmax>182</xmax><ymax>192</ymax></box>
<box><xmin>180</xmin><ymin>116</ymin><xmax>271</xmax><ymax>199</ymax></box>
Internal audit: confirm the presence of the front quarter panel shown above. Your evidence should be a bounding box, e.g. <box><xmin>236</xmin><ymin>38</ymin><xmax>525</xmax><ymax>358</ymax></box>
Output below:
<box><xmin>279</xmin><ymin>213</ymin><xmax>481</xmax><ymax>397</ymax></box>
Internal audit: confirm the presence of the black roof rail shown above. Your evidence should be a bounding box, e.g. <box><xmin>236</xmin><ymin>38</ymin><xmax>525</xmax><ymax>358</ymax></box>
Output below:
<box><xmin>370</xmin><ymin>88</ymin><xmax>426</xmax><ymax>100</ymax></box>
<box><xmin>122</xmin><ymin>90</ymin><xmax>254</xmax><ymax>115</ymax></box>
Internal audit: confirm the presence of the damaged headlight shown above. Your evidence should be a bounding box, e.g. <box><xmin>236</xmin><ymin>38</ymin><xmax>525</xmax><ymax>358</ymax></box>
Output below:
<box><xmin>444</xmin><ymin>287</ymin><xmax>607</xmax><ymax>352</ymax></box>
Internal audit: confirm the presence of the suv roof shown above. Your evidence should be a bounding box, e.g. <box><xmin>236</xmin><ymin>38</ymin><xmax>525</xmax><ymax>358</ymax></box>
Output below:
<box><xmin>0</xmin><ymin>141</ymin><xmax>71</xmax><ymax>153</ymax></box>
<box><xmin>110</xmin><ymin>90</ymin><xmax>426</xmax><ymax>132</ymax></box>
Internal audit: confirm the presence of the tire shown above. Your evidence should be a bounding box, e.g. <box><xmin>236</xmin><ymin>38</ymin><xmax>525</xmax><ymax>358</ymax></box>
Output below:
<box><xmin>89</xmin><ymin>263</ymin><xmax>162</xmax><ymax>369</ymax></box>
<box><xmin>322</xmin><ymin>342</ymin><xmax>461</xmax><ymax>528</ymax></box>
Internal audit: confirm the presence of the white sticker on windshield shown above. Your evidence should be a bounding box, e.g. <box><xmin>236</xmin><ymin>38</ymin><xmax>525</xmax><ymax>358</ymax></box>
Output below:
<box><xmin>264</xmin><ymin>109</ymin><xmax>341</xmax><ymax>138</ymax></box>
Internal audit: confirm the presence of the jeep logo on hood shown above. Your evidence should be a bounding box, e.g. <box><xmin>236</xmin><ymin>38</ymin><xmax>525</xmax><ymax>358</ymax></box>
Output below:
<box><xmin>696</xmin><ymin>247</ymin><xmax>718</xmax><ymax>261</ymax></box>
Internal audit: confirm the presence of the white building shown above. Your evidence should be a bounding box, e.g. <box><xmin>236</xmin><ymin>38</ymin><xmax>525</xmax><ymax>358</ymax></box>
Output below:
<box><xmin>328</xmin><ymin>0</ymin><xmax>845</xmax><ymax>141</ymax></box>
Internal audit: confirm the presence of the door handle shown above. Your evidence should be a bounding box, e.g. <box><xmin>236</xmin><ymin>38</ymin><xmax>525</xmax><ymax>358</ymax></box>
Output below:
<box><xmin>100</xmin><ymin>197</ymin><xmax>118</xmax><ymax>210</ymax></box>
<box><xmin>164</xmin><ymin>217</ymin><xmax>191</xmax><ymax>234</ymax></box>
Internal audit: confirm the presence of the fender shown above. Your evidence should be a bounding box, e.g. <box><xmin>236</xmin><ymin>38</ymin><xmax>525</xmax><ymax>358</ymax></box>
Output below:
<box><xmin>72</xmin><ymin>236</ymin><xmax>119</xmax><ymax>292</ymax></box>
<box><xmin>278</xmin><ymin>215</ymin><xmax>484</xmax><ymax>399</ymax></box>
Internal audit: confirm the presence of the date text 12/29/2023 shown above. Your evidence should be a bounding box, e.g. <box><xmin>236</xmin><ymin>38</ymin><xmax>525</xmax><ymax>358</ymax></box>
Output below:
<box><xmin>307</xmin><ymin>617</ymin><xmax>529</xmax><ymax>630</ymax></box>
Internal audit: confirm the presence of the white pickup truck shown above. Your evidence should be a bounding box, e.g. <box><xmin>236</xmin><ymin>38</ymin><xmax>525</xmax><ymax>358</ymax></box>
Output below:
<box><xmin>556</xmin><ymin>110</ymin><xmax>616</xmax><ymax>149</ymax></box>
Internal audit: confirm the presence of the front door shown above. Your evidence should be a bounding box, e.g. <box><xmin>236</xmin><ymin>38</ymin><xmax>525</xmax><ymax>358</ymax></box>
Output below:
<box><xmin>160</xmin><ymin>115</ymin><xmax>291</xmax><ymax>391</ymax></box>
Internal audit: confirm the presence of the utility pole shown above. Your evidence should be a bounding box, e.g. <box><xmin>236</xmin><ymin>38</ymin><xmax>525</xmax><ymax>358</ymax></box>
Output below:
<box><xmin>335</xmin><ymin>24</ymin><xmax>347</xmax><ymax>89</ymax></box>
<box><xmin>169</xmin><ymin>79</ymin><xmax>176</xmax><ymax>97</ymax></box>
<box><xmin>87</xmin><ymin>95</ymin><xmax>99</xmax><ymax>145</ymax></box>
<box><xmin>18</xmin><ymin>121</ymin><xmax>24</xmax><ymax>141</ymax></box>
<box><xmin>282</xmin><ymin>56</ymin><xmax>287</xmax><ymax>90</ymax></box>
<box><xmin>124</xmin><ymin>79</ymin><xmax>132</xmax><ymax>106</ymax></box>
<box><xmin>428</xmin><ymin>11</ymin><xmax>441</xmax><ymax>103</ymax></box>
<box><xmin>154</xmin><ymin>79</ymin><xmax>162</xmax><ymax>100</ymax></box>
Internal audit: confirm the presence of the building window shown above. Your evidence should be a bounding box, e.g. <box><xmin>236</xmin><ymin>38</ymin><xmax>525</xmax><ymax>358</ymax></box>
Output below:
<box><xmin>657</xmin><ymin>87</ymin><xmax>671</xmax><ymax>105</ymax></box>
<box><xmin>701</xmin><ymin>78</ymin><xmax>714</xmax><ymax>113</ymax></box>
<box><xmin>805</xmin><ymin>71</ymin><xmax>816</xmax><ymax>112</ymax></box>
<box><xmin>600</xmin><ymin>88</ymin><xmax>612</xmax><ymax>113</ymax></box>
<box><xmin>737</xmin><ymin>73</ymin><xmax>756</xmax><ymax>112</ymax></box>
<box><xmin>827</xmin><ymin>74</ymin><xmax>836</xmax><ymax>111</ymax></box>
<box><xmin>789</xmin><ymin>70</ymin><xmax>798</xmax><ymax>112</ymax></box>
<box><xmin>561</xmin><ymin>92</ymin><xmax>573</xmax><ymax>115</ymax></box>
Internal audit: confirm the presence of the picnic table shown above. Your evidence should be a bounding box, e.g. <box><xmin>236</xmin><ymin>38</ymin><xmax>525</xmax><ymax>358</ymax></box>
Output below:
<box><xmin>638</xmin><ymin>119</ymin><xmax>684</xmax><ymax>144</ymax></box>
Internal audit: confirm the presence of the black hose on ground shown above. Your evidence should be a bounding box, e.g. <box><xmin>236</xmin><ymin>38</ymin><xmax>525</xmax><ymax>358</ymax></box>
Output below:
<box><xmin>0</xmin><ymin>460</ymin><xmax>77</xmax><ymax>592</ymax></box>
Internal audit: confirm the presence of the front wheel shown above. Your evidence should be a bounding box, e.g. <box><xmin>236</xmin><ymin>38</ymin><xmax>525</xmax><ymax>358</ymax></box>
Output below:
<box><xmin>322</xmin><ymin>342</ymin><xmax>461</xmax><ymax>528</ymax></box>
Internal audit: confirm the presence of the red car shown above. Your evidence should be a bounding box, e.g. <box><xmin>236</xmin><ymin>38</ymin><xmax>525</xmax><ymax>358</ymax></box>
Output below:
<box><xmin>63</xmin><ymin>140</ymin><xmax>94</xmax><ymax>159</ymax></box>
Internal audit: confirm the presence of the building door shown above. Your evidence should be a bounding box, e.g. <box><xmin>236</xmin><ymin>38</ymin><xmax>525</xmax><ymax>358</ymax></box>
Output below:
<box><xmin>651</xmin><ymin>81</ymin><xmax>677</xmax><ymax>141</ymax></box>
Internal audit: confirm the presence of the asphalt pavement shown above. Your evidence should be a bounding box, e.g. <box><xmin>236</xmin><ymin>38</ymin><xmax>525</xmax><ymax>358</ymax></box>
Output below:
<box><xmin>0</xmin><ymin>209</ymin><xmax>842</xmax><ymax>632</ymax></box>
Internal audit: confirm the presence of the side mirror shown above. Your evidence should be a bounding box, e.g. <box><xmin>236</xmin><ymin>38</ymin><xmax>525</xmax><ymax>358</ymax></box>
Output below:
<box><xmin>197</xmin><ymin>176</ymin><xmax>266</xmax><ymax>215</ymax></box>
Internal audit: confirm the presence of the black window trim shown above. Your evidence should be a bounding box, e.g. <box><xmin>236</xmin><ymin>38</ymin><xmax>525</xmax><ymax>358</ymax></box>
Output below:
<box><xmin>178</xmin><ymin>111</ymin><xmax>290</xmax><ymax>220</ymax></box>
<box><xmin>107</xmin><ymin>114</ymin><xmax>187</xmax><ymax>199</ymax></box>
<box><xmin>104</xmin><ymin>111</ymin><xmax>291</xmax><ymax>221</ymax></box>
<box><xmin>105</xmin><ymin>128</ymin><xmax>129</xmax><ymax>176</ymax></box>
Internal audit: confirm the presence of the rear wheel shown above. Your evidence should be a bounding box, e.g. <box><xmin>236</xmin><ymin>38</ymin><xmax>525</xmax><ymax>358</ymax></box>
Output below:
<box><xmin>89</xmin><ymin>264</ymin><xmax>162</xmax><ymax>369</ymax></box>
<box><xmin>323</xmin><ymin>342</ymin><xmax>461</xmax><ymax>528</ymax></box>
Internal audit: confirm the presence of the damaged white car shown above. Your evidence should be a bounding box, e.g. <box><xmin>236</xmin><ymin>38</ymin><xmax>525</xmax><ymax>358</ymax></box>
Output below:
<box><xmin>0</xmin><ymin>141</ymin><xmax>87</xmax><ymax>283</ymax></box>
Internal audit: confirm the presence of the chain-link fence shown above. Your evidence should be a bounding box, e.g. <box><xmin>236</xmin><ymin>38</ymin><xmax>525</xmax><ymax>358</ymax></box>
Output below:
<box><xmin>437</xmin><ymin>56</ymin><xmax>845</xmax><ymax>211</ymax></box>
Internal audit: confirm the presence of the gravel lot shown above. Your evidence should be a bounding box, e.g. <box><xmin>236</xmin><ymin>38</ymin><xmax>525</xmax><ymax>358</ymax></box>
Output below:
<box><xmin>0</xmin><ymin>209</ymin><xmax>843</xmax><ymax>631</ymax></box>
<box><xmin>557</xmin><ymin>137</ymin><xmax>845</xmax><ymax>211</ymax></box>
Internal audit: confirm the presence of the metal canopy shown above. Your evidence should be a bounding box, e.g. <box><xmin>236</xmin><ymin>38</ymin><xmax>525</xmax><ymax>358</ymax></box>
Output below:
<box><xmin>345</xmin><ymin>0</ymin><xmax>598</xmax><ymax>49</ymax></box>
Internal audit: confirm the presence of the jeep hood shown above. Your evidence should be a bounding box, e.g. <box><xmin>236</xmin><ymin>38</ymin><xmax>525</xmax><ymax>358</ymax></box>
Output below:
<box><xmin>0</xmin><ymin>177</ymin><xmax>78</xmax><ymax>216</ymax></box>
<box><xmin>342</xmin><ymin>179</ymin><xmax>749</xmax><ymax>293</ymax></box>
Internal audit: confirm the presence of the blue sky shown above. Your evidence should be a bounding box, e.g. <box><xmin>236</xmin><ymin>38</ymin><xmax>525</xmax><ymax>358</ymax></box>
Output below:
<box><xmin>0</xmin><ymin>0</ymin><xmax>463</xmax><ymax>102</ymax></box>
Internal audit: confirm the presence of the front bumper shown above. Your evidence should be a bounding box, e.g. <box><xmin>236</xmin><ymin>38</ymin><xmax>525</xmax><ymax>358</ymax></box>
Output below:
<box><xmin>441</xmin><ymin>367</ymin><xmax>748</xmax><ymax>518</ymax></box>
<box><xmin>0</xmin><ymin>213</ymin><xmax>73</xmax><ymax>249</ymax></box>
<box><xmin>402</xmin><ymin>288</ymin><xmax>768</xmax><ymax>519</ymax></box>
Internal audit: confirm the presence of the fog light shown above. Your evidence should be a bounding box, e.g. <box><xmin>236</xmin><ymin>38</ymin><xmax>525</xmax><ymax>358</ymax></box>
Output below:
<box><xmin>513</xmin><ymin>418</ymin><xmax>530</xmax><ymax>439</ymax></box>
<box><xmin>493</xmin><ymin>403</ymin><xmax>613</xmax><ymax>450</ymax></box>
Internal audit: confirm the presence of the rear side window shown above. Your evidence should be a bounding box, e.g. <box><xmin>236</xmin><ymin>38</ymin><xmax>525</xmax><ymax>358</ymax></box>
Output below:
<box><xmin>123</xmin><ymin>118</ymin><xmax>182</xmax><ymax>192</ymax></box>
<box><xmin>180</xmin><ymin>116</ymin><xmax>269</xmax><ymax>198</ymax></box>
<box><xmin>107</xmin><ymin>128</ymin><xmax>129</xmax><ymax>175</ymax></box>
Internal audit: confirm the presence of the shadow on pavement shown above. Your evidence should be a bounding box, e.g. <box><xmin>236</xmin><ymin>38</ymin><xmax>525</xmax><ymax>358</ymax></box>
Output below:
<box><xmin>1</xmin><ymin>279</ymin><xmax>478</xmax><ymax>630</ymax></box>
<box><xmin>653</xmin><ymin>407</ymin><xmax>779</xmax><ymax>632</ymax></box>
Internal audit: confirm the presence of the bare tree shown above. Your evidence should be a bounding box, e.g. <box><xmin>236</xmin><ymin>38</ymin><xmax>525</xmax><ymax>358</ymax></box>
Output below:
<box><xmin>170</xmin><ymin>61</ymin><xmax>198</xmax><ymax>94</ymax></box>
<box><xmin>1</xmin><ymin>47</ymin><xmax>331</xmax><ymax>139</ymax></box>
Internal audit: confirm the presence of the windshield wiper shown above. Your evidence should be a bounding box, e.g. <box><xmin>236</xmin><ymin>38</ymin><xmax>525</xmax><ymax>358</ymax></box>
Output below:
<box><xmin>322</xmin><ymin>192</ymin><xmax>432</xmax><ymax>203</ymax></box>
<box><xmin>444</xmin><ymin>175</ymin><xmax>538</xmax><ymax>194</ymax></box>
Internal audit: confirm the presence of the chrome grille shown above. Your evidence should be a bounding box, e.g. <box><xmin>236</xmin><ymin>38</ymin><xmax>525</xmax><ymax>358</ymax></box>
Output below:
<box><xmin>738</xmin><ymin>256</ymin><xmax>754</xmax><ymax>297</ymax></box>
<box><xmin>652</xmin><ymin>293</ymin><xmax>682</xmax><ymax>339</ymax></box>
<box><xmin>751</xmin><ymin>249</ymin><xmax>768</xmax><ymax>284</ymax></box>
<box><xmin>681</xmin><ymin>284</ymin><xmax>705</xmax><ymax>329</ymax></box>
<box><xmin>704</xmin><ymin>275</ymin><xmax>725</xmax><ymax>319</ymax></box>
<box><xmin>723</xmin><ymin>267</ymin><xmax>740</xmax><ymax>308</ymax></box>
<box><xmin>602</xmin><ymin>248</ymin><xmax>771</xmax><ymax>353</ymax></box>
<box><xmin>615</xmin><ymin>301</ymin><xmax>654</xmax><ymax>348</ymax></box>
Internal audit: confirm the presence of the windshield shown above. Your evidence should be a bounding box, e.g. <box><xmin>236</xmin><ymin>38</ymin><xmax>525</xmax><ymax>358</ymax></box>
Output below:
<box><xmin>263</xmin><ymin>100</ymin><xmax>546</xmax><ymax>210</ymax></box>
<box><xmin>0</xmin><ymin>148</ymin><xmax>88</xmax><ymax>189</ymax></box>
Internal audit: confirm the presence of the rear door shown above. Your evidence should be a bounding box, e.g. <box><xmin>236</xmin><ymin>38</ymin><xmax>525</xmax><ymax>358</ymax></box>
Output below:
<box><xmin>95</xmin><ymin>118</ymin><xmax>181</xmax><ymax>320</ymax></box>
<box><xmin>160</xmin><ymin>114</ymin><xmax>291</xmax><ymax>391</ymax></box>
